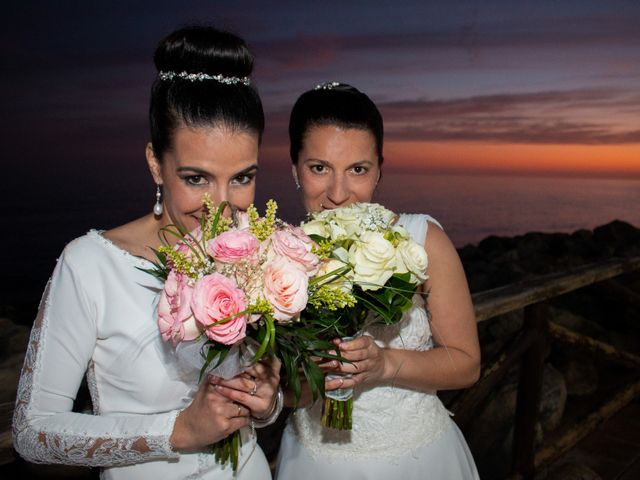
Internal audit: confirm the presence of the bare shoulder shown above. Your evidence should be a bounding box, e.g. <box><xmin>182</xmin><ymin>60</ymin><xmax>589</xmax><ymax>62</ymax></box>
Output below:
<box><xmin>424</xmin><ymin>220</ymin><xmax>458</xmax><ymax>259</ymax></box>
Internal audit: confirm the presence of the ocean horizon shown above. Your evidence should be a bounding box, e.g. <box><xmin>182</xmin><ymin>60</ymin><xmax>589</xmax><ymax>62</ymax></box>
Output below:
<box><xmin>3</xmin><ymin>170</ymin><xmax>639</xmax><ymax>313</ymax></box>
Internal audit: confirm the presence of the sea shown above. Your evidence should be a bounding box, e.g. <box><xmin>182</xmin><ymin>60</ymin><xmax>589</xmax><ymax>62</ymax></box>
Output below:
<box><xmin>2</xmin><ymin>169</ymin><xmax>639</xmax><ymax>317</ymax></box>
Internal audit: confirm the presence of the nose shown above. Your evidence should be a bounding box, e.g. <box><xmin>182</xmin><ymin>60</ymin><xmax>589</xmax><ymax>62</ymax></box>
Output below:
<box><xmin>210</xmin><ymin>185</ymin><xmax>232</xmax><ymax>215</ymax></box>
<box><xmin>326</xmin><ymin>173</ymin><xmax>350</xmax><ymax>207</ymax></box>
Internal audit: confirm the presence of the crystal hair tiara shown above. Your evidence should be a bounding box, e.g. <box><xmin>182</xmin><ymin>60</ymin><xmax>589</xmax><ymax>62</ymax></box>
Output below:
<box><xmin>314</xmin><ymin>81</ymin><xmax>341</xmax><ymax>90</ymax></box>
<box><xmin>158</xmin><ymin>71</ymin><xmax>251</xmax><ymax>85</ymax></box>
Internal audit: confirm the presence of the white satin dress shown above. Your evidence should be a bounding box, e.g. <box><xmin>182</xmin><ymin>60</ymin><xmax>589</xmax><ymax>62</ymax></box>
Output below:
<box><xmin>275</xmin><ymin>214</ymin><xmax>480</xmax><ymax>480</ymax></box>
<box><xmin>12</xmin><ymin>230</ymin><xmax>270</xmax><ymax>479</ymax></box>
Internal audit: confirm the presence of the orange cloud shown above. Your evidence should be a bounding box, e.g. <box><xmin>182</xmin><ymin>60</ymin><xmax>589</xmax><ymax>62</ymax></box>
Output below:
<box><xmin>386</xmin><ymin>141</ymin><xmax>640</xmax><ymax>177</ymax></box>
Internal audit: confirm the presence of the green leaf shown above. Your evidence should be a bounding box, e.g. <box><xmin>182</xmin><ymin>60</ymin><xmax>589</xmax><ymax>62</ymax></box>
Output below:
<box><xmin>198</xmin><ymin>342</ymin><xmax>231</xmax><ymax>382</ymax></box>
<box><xmin>252</xmin><ymin>319</ymin><xmax>271</xmax><ymax>362</ymax></box>
<box><xmin>301</xmin><ymin>358</ymin><xmax>325</xmax><ymax>403</ymax></box>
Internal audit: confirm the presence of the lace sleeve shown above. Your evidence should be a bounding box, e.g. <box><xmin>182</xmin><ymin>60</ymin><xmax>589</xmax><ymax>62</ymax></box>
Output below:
<box><xmin>12</xmin><ymin>251</ymin><xmax>181</xmax><ymax>467</ymax></box>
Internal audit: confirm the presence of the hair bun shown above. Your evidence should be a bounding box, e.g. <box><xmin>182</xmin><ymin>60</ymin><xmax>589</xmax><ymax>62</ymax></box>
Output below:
<box><xmin>154</xmin><ymin>26</ymin><xmax>254</xmax><ymax>78</ymax></box>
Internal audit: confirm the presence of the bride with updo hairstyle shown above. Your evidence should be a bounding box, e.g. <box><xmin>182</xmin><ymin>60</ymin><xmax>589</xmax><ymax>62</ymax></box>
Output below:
<box><xmin>276</xmin><ymin>83</ymin><xmax>480</xmax><ymax>479</ymax></box>
<box><xmin>12</xmin><ymin>26</ymin><xmax>280</xmax><ymax>479</ymax></box>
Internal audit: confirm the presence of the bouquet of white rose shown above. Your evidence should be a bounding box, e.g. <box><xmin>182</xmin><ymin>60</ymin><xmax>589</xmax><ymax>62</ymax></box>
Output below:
<box><xmin>297</xmin><ymin>203</ymin><xmax>429</xmax><ymax>430</ymax></box>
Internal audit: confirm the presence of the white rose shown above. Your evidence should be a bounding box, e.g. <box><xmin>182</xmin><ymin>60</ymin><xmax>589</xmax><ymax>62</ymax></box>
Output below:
<box><xmin>301</xmin><ymin>219</ymin><xmax>330</xmax><ymax>238</ymax></box>
<box><xmin>348</xmin><ymin>231</ymin><xmax>396</xmax><ymax>291</ymax></box>
<box><xmin>391</xmin><ymin>224</ymin><xmax>410</xmax><ymax>238</ymax></box>
<box><xmin>395</xmin><ymin>239</ymin><xmax>429</xmax><ymax>284</ymax></box>
<box><xmin>331</xmin><ymin>206</ymin><xmax>363</xmax><ymax>237</ymax></box>
<box><xmin>315</xmin><ymin>258</ymin><xmax>353</xmax><ymax>293</ymax></box>
<box><xmin>328</xmin><ymin>221</ymin><xmax>348</xmax><ymax>241</ymax></box>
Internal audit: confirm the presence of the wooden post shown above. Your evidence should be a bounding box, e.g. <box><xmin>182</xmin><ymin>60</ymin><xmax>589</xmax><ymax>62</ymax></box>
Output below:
<box><xmin>511</xmin><ymin>303</ymin><xmax>549</xmax><ymax>479</ymax></box>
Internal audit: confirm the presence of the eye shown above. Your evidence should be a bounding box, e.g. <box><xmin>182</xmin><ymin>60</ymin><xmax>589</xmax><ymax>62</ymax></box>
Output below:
<box><xmin>231</xmin><ymin>173</ymin><xmax>255</xmax><ymax>186</ymax></box>
<box><xmin>182</xmin><ymin>175</ymin><xmax>208</xmax><ymax>186</ymax></box>
<box><xmin>351</xmin><ymin>165</ymin><xmax>368</xmax><ymax>175</ymax></box>
<box><xmin>309</xmin><ymin>164</ymin><xmax>327</xmax><ymax>174</ymax></box>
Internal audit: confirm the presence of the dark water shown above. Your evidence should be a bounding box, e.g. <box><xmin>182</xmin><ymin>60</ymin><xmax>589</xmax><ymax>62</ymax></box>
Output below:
<box><xmin>375</xmin><ymin>172</ymin><xmax>640</xmax><ymax>246</ymax></box>
<box><xmin>3</xmin><ymin>168</ymin><xmax>639</xmax><ymax>319</ymax></box>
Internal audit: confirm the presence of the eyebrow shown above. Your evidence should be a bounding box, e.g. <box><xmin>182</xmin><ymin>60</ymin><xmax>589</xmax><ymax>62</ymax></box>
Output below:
<box><xmin>176</xmin><ymin>164</ymin><xmax>259</xmax><ymax>176</ymax></box>
<box><xmin>304</xmin><ymin>158</ymin><xmax>376</xmax><ymax>167</ymax></box>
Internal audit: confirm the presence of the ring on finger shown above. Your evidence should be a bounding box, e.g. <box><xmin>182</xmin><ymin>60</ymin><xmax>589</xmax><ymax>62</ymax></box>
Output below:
<box><xmin>250</xmin><ymin>379</ymin><xmax>257</xmax><ymax>396</ymax></box>
<box><xmin>237</xmin><ymin>404</ymin><xmax>242</xmax><ymax>416</ymax></box>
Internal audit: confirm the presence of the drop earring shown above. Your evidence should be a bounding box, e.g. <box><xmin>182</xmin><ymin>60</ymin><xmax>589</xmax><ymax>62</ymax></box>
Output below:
<box><xmin>153</xmin><ymin>185</ymin><xmax>163</xmax><ymax>216</ymax></box>
<box><xmin>293</xmin><ymin>174</ymin><xmax>301</xmax><ymax>190</ymax></box>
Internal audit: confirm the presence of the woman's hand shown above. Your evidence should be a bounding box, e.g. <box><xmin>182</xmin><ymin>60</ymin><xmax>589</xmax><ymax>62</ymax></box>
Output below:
<box><xmin>325</xmin><ymin>335</ymin><xmax>388</xmax><ymax>390</ymax></box>
<box><xmin>170</xmin><ymin>379</ymin><xmax>250</xmax><ymax>451</ymax></box>
<box><xmin>213</xmin><ymin>356</ymin><xmax>282</xmax><ymax>419</ymax></box>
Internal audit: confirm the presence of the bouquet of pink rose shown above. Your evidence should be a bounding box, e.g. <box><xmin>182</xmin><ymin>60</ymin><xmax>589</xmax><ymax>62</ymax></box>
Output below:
<box><xmin>143</xmin><ymin>196</ymin><xmax>342</xmax><ymax>469</ymax></box>
<box><xmin>298</xmin><ymin>202</ymin><xmax>429</xmax><ymax>430</ymax></box>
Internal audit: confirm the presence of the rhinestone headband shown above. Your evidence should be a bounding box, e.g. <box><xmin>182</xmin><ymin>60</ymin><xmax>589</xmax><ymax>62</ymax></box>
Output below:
<box><xmin>158</xmin><ymin>71</ymin><xmax>251</xmax><ymax>85</ymax></box>
<box><xmin>314</xmin><ymin>81</ymin><xmax>340</xmax><ymax>90</ymax></box>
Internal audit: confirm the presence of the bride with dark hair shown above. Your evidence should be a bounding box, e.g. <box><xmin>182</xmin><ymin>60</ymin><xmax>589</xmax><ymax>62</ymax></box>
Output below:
<box><xmin>276</xmin><ymin>82</ymin><xmax>481</xmax><ymax>479</ymax></box>
<box><xmin>12</xmin><ymin>26</ymin><xmax>281</xmax><ymax>480</ymax></box>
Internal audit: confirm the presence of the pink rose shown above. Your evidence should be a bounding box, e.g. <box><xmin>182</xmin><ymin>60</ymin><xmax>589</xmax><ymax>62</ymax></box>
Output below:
<box><xmin>268</xmin><ymin>227</ymin><xmax>320</xmax><ymax>274</ymax></box>
<box><xmin>263</xmin><ymin>258</ymin><xmax>309</xmax><ymax>322</ymax></box>
<box><xmin>191</xmin><ymin>273</ymin><xmax>248</xmax><ymax>345</ymax></box>
<box><xmin>158</xmin><ymin>270</ymin><xmax>200</xmax><ymax>345</ymax></box>
<box><xmin>174</xmin><ymin>225</ymin><xmax>203</xmax><ymax>261</ymax></box>
<box><xmin>206</xmin><ymin>230</ymin><xmax>260</xmax><ymax>263</ymax></box>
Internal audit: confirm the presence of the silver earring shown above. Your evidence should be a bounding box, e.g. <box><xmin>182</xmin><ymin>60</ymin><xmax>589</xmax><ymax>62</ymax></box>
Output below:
<box><xmin>153</xmin><ymin>185</ymin><xmax>163</xmax><ymax>216</ymax></box>
<box><xmin>293</xmin><ymin>176</ymin><xmax>301</xmax><ymax>190</ymax></box>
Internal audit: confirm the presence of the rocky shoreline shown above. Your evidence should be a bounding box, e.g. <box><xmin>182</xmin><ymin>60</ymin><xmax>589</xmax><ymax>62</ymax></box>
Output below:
<box><xmin>1</xmin><ymin>219</ymin><xmax>639</xmax><ymax>479</ymax></box>
<box><xmin>457</xmin><ymin>220</ymin><xmax>640</xmax><ymax>479</ymax></box>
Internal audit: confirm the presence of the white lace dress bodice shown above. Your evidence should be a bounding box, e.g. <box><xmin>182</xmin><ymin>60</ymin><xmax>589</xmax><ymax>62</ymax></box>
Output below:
<box><xmin>276</xmin><ymin>214</ymin><xmax>479</xmax><ymax>479</ymax></box>
<box><xmin>12</xmin><ymin>230</ymin><xmax>269</xmax><ymax>480</ymax></box>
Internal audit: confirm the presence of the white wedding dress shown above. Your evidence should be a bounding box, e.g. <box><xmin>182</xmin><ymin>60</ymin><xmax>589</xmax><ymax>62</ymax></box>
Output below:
<box><xmin>12</xmin><ymin>230</ymin><xmax>270</xmax><ymax>480</ymax></box>
<box><xmin>276</xmin><ymin>214</ymin><xmax>480</xmax><ymax>480</ymax></box>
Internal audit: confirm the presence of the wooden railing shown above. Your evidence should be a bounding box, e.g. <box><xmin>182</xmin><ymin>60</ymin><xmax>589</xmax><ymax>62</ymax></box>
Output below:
<box><xmin>2</xmin><ymin>257</ymin><xmax>639</xmax><ymax>475</ymax></box>
<box><xmin>449</xmin><ymin>256</ymin><xmax>640</xmax><ymax>479</ymax></box>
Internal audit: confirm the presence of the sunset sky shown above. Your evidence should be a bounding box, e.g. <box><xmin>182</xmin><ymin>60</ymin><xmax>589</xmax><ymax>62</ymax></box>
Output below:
<box><xmin>2</xmin><ymin>1</ymin><xmax>639</xmax><ymax>306</ymax></box>
<box><xmin>3</xmin><ymin>0</ymin><xmax>639</xmax><ymax>183</ymax></box>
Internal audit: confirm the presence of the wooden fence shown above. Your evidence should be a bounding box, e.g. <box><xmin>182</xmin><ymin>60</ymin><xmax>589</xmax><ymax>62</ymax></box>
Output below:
<box><xmin>449</xmin><ymin>256</ymin><xmax>640</xmax><ymax>479</ymax></box>
<box><xmin>1</xmin><ymin>256</ymin><xmax>639</xmax><ymax>476</ymax></box>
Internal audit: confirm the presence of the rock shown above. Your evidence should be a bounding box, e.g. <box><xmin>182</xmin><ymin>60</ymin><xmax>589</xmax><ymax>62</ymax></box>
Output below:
<box><xmin>466</xmin><ymin>366</ymin><xmax>518</xmax><ymax>462</ymax></box>
<box><xmin>487</xmin><ymin>310</ymin><xmax>524</xmax><ymax>339</ymax></box>
<box><xmin>0</xmin><ymin>359</ymin><xmax>23</xmax><ymax>404</ymax></box>
<box><xmin>467</xmin><ymin>362</ymin><xmax>566</xmax><ymax>479</ymax></box>
<box><xmin>543</xmin><ymin>462</ymin><xmax>601</xmax><ymax>480</ymax></box>
<box><xmin>0</xmin><ymin>318</ymin><xmax>30</xmax><ymax>364</ymax></box>
<box><xmin>478</xmin><ymin>235</ymin><xmax>516</xmax><ymax>255</ymax></box>
<box><xmin>0</xmin><ymin>318</ymin><xmax>30</xmax><ymax>405</ymax></box>
<box><xmin>566</xmin><ymin>229</ymin><xmax>601</xmax><ymax>261</ymax></box>
<box><xmin>553</xmin><ymin>351</ymin><xmax>598</xmax><ymax>397</ymax></box>
<box><xmin>549</xmin><ymin>307</ymin><xmax>610</xmax><ymax>343</ymax></box>
<box><xmin>539</xmin><ymin>364</ymin><xmax>567</xmax><ymax>433</ymax></box>
<box><xmin>593</xmin><ymin>220</ymin><xmax>640</xmax><ymax>256</ymax></box>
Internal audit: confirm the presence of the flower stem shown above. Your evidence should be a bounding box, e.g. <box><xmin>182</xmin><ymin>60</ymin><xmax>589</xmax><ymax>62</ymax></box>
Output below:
<box><xmin>321</xmin><ymin>397</ymin><xmax>353</xmax><ymax>430</ymax></box>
